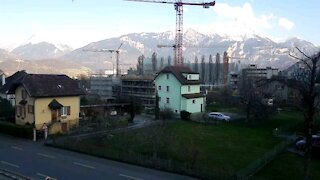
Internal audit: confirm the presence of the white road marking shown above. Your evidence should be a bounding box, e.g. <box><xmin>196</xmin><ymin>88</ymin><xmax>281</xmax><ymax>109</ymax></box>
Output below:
<box><xmin>73</xmin><ymin>162</ymin><xmax>95</xmax><ymax>169</ymax></box>
<box><xmin>11</xmin><ymin>146</ymin><xmax>23</xmax><ymax>151</ymax></box>
<box><xmin>119</xmin><ymin>174</ymin><xmax>143</xmax><ymax>180</ymax></box>
<box><xmin>36</xmin><ymin>153</ymin><xmax>55</xmax><ymax>159</ymax></box>
<box><xmin>1</xmin><ymin>161</ymin><xmax>19</xmax><ymax>168</ymax></box>
<box><xmin>37</xmin><ymin>173</ymin><xmax>58</xmax><ymax>180</ymax></box>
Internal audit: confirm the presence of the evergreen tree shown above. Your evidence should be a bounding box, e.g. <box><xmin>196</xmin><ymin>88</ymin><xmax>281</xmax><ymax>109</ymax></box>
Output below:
<box><xmin>209</xmin><ymin>54</ymin><xmax>213</xmax><ymax>84</ymax></box>
<box><xmin>201</xmin><ymin>55</ymin><xmax>205</xmax><ymax>82</ymax></box>
<box><xmin>194</xmin><ymin>56</ymin><xmax>199</xmax><ymax>73</ymax></box>
<box><xmin>152</xmin><ymin>52</ymin><xmax>157</xmax><ymax>72</ymax></box>
<box><xmin>215</xmin><ymin>53</ymin><xmax>221</xmax><ymax>84</ymax></box>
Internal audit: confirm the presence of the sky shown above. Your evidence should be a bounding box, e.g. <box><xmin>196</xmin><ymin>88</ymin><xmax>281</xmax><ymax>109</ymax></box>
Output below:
<box><xmin>0</xmin><ymin>0</ymin><xmax>319</xmax><ymax>49</ymax></box>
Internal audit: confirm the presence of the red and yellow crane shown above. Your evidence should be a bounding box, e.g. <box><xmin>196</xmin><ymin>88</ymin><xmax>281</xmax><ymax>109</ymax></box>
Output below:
<box><xmin>125</xmin><ymin>0</ymin><xmax>215</xmax><ymax>66</ymax></box>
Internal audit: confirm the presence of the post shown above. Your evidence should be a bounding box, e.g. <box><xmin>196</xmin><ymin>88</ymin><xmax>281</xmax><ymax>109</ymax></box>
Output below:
<box><xmin>33</xmin><ymin>128</ymin><xmax>36</xmax><ymax>142</ymax></box>
<box><xmin>44</xmin><ymin>128</ymin><xmax>48</xmax><ymax>140</ymax></box>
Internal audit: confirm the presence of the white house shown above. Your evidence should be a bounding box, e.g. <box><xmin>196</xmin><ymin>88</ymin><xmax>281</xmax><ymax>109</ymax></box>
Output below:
<box><xmin>154</xmin><ymin>66</ymin><xmax>205</xmax><ymax>114</ymax></box>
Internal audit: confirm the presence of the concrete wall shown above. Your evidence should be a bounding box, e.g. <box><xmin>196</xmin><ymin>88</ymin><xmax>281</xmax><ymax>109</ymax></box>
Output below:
<box><xmin>181</xmin><ymin>97</ymin><xmax>204</xmax><ymax>113</ymax></box>
<box><xmin>181</xmin><ymin>85</ymin><xmax>200</xmax><ymax>94</ymax></box>
<box><xmin>15</xmin><ymin>86</ymin><xmax>35</xmax><ymax>126</ymax></box>
<box><xmin>34</xmin><ymin>96</ymin><xmax>80</xmax><ymax>130</ymax></box>
<box><xmin>155</xmin><ymin>73</ymin><xmax>182</xmax><ymax>113</ymax></box>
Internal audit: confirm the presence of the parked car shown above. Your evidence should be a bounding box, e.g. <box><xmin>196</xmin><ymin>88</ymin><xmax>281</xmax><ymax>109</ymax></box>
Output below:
<box><xmin>208</xmin><ymin>112</ymin><xmax>231</xmax><ymax>122</ymax></box>
<box><xmin>110</xmin><ymin>110</ymin><xmax>117</xmax><ymax>116</ymax></box>
<box><xmin>296</xmin><ymin>135</ymin><xmax>320</xmax><ymax>150</ymax></box>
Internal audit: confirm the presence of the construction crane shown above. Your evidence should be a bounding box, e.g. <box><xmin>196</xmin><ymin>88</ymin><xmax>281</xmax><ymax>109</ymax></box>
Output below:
<box><xmin>125</xmin><ymin>0</ymin><xmax>215</xmax><ymax>66</ymax></box>
<box><xmin>83</xmin><ymin>43</ymin><xmax>123</xmax><ymax>76</ymax></box>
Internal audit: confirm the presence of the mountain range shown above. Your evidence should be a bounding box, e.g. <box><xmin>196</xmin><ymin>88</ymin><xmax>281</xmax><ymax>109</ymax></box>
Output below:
<box><xmin>0</xmin><ymin>29</ymin><xmax>319</xmax><ymax>76</ymax></box>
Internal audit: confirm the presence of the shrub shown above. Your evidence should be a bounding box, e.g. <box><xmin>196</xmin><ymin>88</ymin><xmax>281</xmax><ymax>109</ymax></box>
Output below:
<box><xmin>0</xmin><ymin>97</ymin><xmax>15</xmax><ymax>119</ymax></box>
<box><xmin>160</xmin><ymin>108</ymin><xmax>174</xmax><ymax>120</ymax></box>
<box><xmin>0</xmin><ymin>121</ymin><xmax>33</xmax><ymax>139</ymax></box>
<box><xmin>180</xmin><ymin>110</ymin><xmax>191</xmax><ymax>121</ymax></box>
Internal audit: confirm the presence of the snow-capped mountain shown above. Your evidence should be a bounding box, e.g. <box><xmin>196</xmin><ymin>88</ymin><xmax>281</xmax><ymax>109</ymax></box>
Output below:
<box><xmin>1</xmin><ymin>29</ymin><xmax>318</xmax><ymax>76</ymax></box>
<box><xmin>64</xmin><ymin>29</ymin><xmax>318</xmax><ymax>71</ymax></box>
<box><xmin>11</xmin><ymin>42</ymin><xmax>73</xmax><ymax>60</ymax></box>
<box><xmin>0</xmin><ymin>48</ymin><xmax>18</xmax><ymax>62</ymax></box>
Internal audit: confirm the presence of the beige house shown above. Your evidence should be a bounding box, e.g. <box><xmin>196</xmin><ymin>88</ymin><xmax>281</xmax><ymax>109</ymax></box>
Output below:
<box><xmin>8</xmin><ymin>74</ymin><xmax>85</xmax><ymax>134</ymax></box>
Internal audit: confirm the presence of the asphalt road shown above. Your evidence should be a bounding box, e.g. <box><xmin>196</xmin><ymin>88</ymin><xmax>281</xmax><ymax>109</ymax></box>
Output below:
<box><xmin>0</xmin><ymin>135</ymin><xmax>196</xmax><ymax>180</ymax></box>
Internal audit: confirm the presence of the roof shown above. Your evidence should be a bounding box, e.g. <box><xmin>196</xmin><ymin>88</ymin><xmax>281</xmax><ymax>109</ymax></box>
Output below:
<box><xmin>182</xmin><ymin>93</ymin><xmax>206</xmax><ymax>99</ymax></box>
<box><xmin>0</xmin><ymin>70</ymin><xmax>27</xmax><ymax>93</ymax></box>
<box><xmin>156</xmin><ymin>66</ymin><xmax>202</xmax><ymax>85</ymax></box>
<box><xmin>48</xmin><ymin>99</ymin><xmax>64</xmax><ymax>110</ymax></box>
<box><xmin>8</xmin><ymin>74</ymin><xmax>85</xmax><ymax>97</ymax></box>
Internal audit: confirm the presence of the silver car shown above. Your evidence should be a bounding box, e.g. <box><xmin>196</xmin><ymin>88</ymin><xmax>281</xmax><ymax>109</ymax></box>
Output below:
<box><xmin>208</xmin><ymin>112</ymin><xmax>231</xmax><ymax>122</ymax></box>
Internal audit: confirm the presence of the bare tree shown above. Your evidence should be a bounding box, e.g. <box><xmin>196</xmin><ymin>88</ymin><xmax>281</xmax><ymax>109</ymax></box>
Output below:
<box><xmin>240</xmin><ymin>75</ymin><xmax>269</xmax><ymax>123</ymax></box>
<box><xmin>273</xmin><ymin>48</ymin><xmax>320</xmax><ymax>180</ymax></box>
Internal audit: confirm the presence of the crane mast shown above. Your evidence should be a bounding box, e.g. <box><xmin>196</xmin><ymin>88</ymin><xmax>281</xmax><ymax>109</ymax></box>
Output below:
<box><xmin>175</xmin><ymin>0</ymin><xmax>183</xmax><ymax>65</ymax></box>
<box><xmin>125</xmin><ymin>0</ymin><xmax>215</xmax><ymax>66</ymax></box>
<box><xmin>83</xmin><ymin>43</ymin><xmax>123</xmax><ymax>76</ymax></box>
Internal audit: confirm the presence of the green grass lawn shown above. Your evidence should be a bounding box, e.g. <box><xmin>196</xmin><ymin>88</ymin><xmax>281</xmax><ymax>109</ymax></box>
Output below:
<box><xmin>254</xmin><ymin>152</ymin><xmax>320</xmax><ymax>180</ymax></box>
<box><xmin>53</xmin><ymin>110</ymin><xmax>303</xmax><ymax>177</ymax></box>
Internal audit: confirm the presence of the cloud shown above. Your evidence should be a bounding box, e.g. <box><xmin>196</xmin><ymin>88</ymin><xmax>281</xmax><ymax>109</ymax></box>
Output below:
<box><xmin>278</xmin><ymin>17</ymin><xmax>294</xmax><ymax>30</ymax></box>
<box><xmin>192</xmin><ymin>2</ymin><xmax>275</xmax><ymax>37</ymax></box>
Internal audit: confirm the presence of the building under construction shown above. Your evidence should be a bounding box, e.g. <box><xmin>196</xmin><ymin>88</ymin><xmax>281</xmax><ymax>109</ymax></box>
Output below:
<box><xmin>120</xmin><ymin>75</ymin><xmax>156</xmax><ymax>107</ymax></box>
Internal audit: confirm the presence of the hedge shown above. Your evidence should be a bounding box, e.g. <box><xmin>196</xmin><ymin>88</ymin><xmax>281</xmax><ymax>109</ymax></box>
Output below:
<box><xmin>0</xmin><ymin>121</ymin><xmax>33</xmax><ymax>139</ymax></box>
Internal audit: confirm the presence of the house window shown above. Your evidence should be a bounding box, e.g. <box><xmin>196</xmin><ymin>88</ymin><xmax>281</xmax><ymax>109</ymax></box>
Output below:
<box><xmin>188</xmin><ymin>75</ymin><xmax>191</xmax><ymax>79</ymax></box>
<box><xmin>193</xmin><ymin>100</ymin><xmax>196</xmax><ymax>104</ymax></box>
<box><xmin>188</xmin><ymin>86</ymin><xmax>191</xmax><ymax>92</ymax></box>
<box><xmin>166</xmin><ymin>98</ymin><xmax>170</xmax><ymax>104</ymax></box>
<box><xmin>166</xmin><ymin>74</ymin><xmax>169</xmax><ymax>79</ymax></box>
<box><xmin>158</xmin><ymin>86</ymin><xmax>161</xmax><ymax>91</ymax></box>
<box><xmin>21</xmin><ymin>106</ymin><xmax>26</xmax><ymax>118</ymax></box>
<box><xmin>21</xmin><ymin>90</ymin><xmax>27</xmax><ymax>99</ymax></box>
<box><xmin>28</xmin><ymin>105</ymin><xmax>34</xmax><ymax>114</ymax></box>
<box><xmin>60</xmin><ymin>106</ymin><xmax>71</xmax><ymax>116</ymax></box>
<box><xmin>166</xmin><ymin>86</ymin><xmax>169</xmax><ymax>92</ymax></box>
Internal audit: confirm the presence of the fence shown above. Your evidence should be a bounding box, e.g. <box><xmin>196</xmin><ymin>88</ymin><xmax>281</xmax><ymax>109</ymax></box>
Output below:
<box><xmin>236</xmin><ymin>137</ymin><xmax>296</xmax><ymax>180</ymax></box>
<box><xmin>46</xmin><ymin>136</ymin><xmax>236</xmax><ymax>180</ymax></box>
